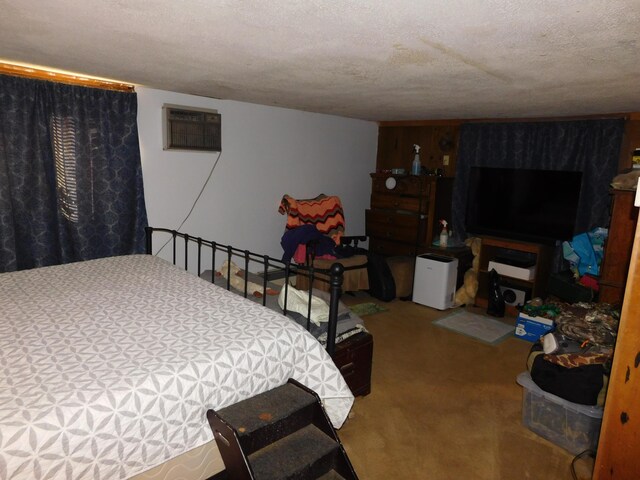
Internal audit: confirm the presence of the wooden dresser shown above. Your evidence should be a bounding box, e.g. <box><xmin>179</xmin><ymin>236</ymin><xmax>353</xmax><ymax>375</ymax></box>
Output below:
<box><xmin>598</xmin><ymin>189</ymin><xmax>639</xmax><ymax>304</ymax></box>
<box><xmin>365</xmin><ymin>173</ymin><xmax>454</xmax><ymax>257</ymax></box>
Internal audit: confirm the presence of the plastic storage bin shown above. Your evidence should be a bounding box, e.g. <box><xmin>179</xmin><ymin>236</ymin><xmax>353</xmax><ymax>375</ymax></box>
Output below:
<box><xmin>516</xmin><ymin>372</ymin><xmax>603</xmax><ymax>455</ymax></box>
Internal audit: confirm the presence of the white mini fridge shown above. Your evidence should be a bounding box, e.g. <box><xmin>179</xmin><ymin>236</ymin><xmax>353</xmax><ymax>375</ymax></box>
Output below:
<box><xmin>413</xmin><ymin>254</ymin><xmax>458</xmax><ymax>310</ymax></box>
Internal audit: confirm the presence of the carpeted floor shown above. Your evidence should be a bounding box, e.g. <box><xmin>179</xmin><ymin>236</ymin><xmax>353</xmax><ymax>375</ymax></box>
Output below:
<box><xmin>337</xmin><ymin>293</ymin><xmax>593</xmax><ymax>480</ymax></box>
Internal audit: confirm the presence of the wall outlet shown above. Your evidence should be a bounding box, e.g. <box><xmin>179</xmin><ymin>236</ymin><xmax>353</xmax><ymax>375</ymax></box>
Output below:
<box><xmin>443</xmin><ymin>155</ymin><xmax>450</xmax><ymax>166</ymax></box>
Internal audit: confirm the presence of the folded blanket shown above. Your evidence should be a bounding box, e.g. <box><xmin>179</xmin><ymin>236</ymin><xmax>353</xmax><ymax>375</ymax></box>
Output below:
<box><xmin>278</xmin><ymin>284</ymin><xmax>330</xmax><ymax>325</ymax></box>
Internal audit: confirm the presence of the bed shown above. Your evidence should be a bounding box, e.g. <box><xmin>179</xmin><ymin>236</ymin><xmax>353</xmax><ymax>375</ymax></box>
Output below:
<box><xmin>0</xmin><ymin>229</ymin><xmax>357</xmax><ymax>480</ymax></box>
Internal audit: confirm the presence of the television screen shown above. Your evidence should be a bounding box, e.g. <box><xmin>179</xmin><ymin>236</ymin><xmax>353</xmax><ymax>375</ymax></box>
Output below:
<box><xmin>465</xmin><ymin>167</ymin><xmax>583</xmax><ymax>244</ymax></box>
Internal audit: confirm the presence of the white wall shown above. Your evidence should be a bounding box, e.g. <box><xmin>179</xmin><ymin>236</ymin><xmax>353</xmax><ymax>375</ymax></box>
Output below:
<box><xmin>137</xmin><ymin>87</ymin><xmax>378</xmax><ymax>267</ymax></box>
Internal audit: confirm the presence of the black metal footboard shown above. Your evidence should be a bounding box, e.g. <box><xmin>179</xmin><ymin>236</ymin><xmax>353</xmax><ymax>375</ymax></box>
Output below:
<box><xmin>145</xmin><ymin>227</ymin><xmax>344</xmax><ymax>355</ymax></box>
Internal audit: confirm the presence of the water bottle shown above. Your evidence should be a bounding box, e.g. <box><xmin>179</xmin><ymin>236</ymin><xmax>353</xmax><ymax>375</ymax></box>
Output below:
<box><xmin>411</xmin><ymin>144</ymin><xmax>421</xmax><ymax>175</ymax></box>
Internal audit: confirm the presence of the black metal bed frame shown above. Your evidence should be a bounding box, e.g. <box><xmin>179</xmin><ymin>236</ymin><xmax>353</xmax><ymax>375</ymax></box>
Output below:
<box><xmin>145</xmin><ymin>227</ymin><xmax>345</xmax><ymax>355</ymax></box>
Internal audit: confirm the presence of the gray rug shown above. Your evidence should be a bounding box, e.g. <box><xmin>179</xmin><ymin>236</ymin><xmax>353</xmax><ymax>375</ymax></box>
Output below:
<box><xmin>433</xmin><ymin>309</ymin><xmax>514</xmax><ymax>345</ymax></box>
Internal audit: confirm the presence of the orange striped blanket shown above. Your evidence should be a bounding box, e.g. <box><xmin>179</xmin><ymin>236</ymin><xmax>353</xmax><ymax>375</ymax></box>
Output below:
<box><xmin>278</xmin><ymin>194</ymin><xmax>345</xmax><ymax>245</ymax></box>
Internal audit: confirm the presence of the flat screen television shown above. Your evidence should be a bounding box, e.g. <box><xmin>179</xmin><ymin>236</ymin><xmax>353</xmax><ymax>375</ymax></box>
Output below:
<box><xmin>465</xmin><ymin>167</ymin><xmax>583</xmax><ymax>245</ymax></box>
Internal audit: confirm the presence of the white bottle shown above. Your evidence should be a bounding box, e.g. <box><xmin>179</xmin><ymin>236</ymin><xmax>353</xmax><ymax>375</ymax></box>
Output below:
<box><xmin>439</xmin><ymin>219</ymin><xmax>448</xmax><ymax>248</ymax></box>
<box><xmin>411</xmin><ymin>144</ymin><xmax>421</xmax><ymax>175</ymax></box>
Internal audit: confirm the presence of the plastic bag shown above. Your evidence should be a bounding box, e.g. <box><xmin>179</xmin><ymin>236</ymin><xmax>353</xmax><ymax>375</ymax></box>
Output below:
<box><xmin>562</xmin><ymin>228</ymin><xmax>608</xmax><ymax>277</ymax></box>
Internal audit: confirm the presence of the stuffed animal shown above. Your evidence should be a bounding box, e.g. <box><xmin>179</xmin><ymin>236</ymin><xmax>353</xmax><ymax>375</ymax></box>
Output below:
<box><xmin>217</xmin><ymin>260</ymin><xmax>279</xmax><ymax>298</ymax></box>
<box><xmin>610</xmin><ymin>169</ymin><xmax>640</xmax><ymax>190</ymax></box>
<box><xmin>454</xmin><ymin>237</ymin><xmax>481</xmax><ymax>306</ymax></box>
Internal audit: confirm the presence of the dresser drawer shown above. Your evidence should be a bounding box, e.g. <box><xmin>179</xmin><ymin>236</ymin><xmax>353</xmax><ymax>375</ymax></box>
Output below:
<box><xmin>371</xmin><ymin>193</ymin><xmax>424</xmax><ymax>213</ymax></box>
<box><xmin>369</xmin><ymin>238</ymin><xmax>418</xmax><ymax>256</ymax></box>
<box><xmin>366</xmin><ymin>209</ymin><xmax>426</xmax><ymax>243</ymax></box>
<box><xmin>372</xmin><ymin>175</ymin><xmax>431</xmax><ymax>197</ymax></box>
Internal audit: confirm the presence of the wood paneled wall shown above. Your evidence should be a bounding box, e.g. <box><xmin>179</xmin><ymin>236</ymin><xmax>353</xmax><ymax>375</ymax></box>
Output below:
<box><xmin>376</xmin><ymin>123</ymin><xmax>459</xmax><ymax>177</ymax></box>
<box><xmin>376</xmin><ymin>114</ymin><xmax>640</xmax><ymax>176</ymax></box>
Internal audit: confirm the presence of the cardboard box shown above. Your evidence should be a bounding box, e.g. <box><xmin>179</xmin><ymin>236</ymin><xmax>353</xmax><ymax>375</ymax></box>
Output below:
<box><xmin>488</xmin><ymin>260</ymin><xmax>536</xmax><ymax>281</ymax></box>
<box><xmin>514</xmin><ymin>312</ymin><xmax>554</xmax><ymax>342</ymax></box>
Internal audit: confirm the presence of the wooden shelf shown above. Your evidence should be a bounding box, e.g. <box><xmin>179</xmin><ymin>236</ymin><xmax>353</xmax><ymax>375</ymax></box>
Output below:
<box><xmin>598</xmin><ymin>189</ymin><xmax>639</xmax><ymax>305</ymax></box>
<box><xmin>475</xmin><ymin>235</ymin><xmax>554</xmax><ymax>316</ymax></box>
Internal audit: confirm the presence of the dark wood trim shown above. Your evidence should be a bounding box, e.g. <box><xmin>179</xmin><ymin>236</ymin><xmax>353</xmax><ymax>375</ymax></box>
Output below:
<box><xmin>378</xmin><ymin>119</ymin><xmax>464</xmax><ymax>126</ymax></box>
<box><xmin>0</xmin><ymin>62</ymin><xmax>135</xmax><ymax>92</ymax></box>
<box><xmin>378</xmin><ymin>112</ymin><xmax>637</xmax><ymax>127</ymax></box>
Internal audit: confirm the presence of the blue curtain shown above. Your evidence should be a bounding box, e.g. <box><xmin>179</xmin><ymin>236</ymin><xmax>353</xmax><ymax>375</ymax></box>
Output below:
<box><xmin>0</xmin><ymin>74</ymin><xmax>148</xmax><ymax>272</ymax></box>
<box><xmin>451</xmin><ymin>119</ymin><xmax>625</xmax><ymax>241</ymax></box>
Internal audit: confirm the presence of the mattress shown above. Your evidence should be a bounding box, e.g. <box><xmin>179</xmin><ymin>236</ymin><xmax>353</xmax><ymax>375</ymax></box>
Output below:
<box><xmin>0</xmin><ymin>255</ymin><xmax>354</xmax><ymax>480</ymax></box>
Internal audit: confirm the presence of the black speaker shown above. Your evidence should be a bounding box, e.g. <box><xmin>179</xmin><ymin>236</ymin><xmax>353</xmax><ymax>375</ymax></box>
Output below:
<box><xmin>499</xmin><ymin>285</ymin><xmax>530</xmax><ymax>306</ymax></box>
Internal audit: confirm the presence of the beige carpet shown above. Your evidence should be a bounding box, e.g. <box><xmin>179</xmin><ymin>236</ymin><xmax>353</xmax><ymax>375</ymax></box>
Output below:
<box><xmin>338</xmin><ymin>294</ymin><xmax>594</xmax><ymax>480</ymax></box>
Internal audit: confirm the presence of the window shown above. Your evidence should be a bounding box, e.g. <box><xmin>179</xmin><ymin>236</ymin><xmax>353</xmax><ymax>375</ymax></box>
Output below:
<box><xmin>50</xmin><ymin>116</ymin><xmax>79</xmax><ymax>222</ymax></box>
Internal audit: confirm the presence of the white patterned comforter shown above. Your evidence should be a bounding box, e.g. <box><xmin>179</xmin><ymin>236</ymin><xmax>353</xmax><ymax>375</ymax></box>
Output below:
<box><xmin>0</xmin><ymin>255</ymin><xmax>354</xmax><ymax>480</ymax></box>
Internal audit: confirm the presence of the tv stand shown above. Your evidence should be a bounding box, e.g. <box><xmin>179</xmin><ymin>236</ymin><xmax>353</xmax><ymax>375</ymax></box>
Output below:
<box><xmin>475</xmin><ymin>236</ymin><xmax>554</xmax><ymax>317</ymax></box>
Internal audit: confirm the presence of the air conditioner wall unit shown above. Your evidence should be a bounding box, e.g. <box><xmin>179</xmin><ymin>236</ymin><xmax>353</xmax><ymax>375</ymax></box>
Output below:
<box><xmin>162</xmin><ymin>104</ymin><xmax>221</xmax><ymax>152</ymax></box>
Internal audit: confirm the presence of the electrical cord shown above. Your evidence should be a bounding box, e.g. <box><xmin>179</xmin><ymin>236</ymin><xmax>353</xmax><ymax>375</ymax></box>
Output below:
<box><xmin>570</xmin><ymin>449</ymin><xmax>595</xmax><ymax>480</ymax></box>
<box><xmin>155</xmin><ymin>150</ymin><xmax>222</xmax><ymax>256</ymax></box>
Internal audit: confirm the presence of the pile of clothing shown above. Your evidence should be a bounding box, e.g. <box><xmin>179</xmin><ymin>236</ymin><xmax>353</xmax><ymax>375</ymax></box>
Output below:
<box><xmin>524</xmin><ymin>301</ymin><xmax>620</xmax><ymax>406</ymax></box>
<box><xmin>561</xmin><ymin>227</ymin><xmax>607</xmax><ymax>293</ymax></box>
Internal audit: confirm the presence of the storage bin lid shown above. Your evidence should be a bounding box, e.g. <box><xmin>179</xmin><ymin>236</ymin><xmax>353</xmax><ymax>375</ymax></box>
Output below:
<box><xmin>516</xmin><ymin>371</ymin><xmax>603</xmax><ymax>418</ymax></box>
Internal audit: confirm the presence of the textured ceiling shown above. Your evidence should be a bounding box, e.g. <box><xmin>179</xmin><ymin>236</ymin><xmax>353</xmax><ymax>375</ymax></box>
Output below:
<box><xmin>1</xmin><ymin>0</ymin><xmax>639</xmax><ymax>121</ymax></box>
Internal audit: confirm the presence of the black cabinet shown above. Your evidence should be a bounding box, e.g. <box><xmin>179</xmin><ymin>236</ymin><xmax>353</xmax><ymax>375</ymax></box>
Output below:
<box><xmin>331</xmin><ymin>332</ymin><xmax>373</xmax><ymax>397</ymax></box>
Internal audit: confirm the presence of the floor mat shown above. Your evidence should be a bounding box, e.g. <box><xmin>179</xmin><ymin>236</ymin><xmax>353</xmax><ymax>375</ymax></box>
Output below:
<box><xmin>433</xmin><ymin>309</ymin><xmax>514</xmax><ymax>345</ymax></box>
<box><xmin>349</xmin><ymin>302</ymin><xmax>389</xmax><ymax>317</ymax></box>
